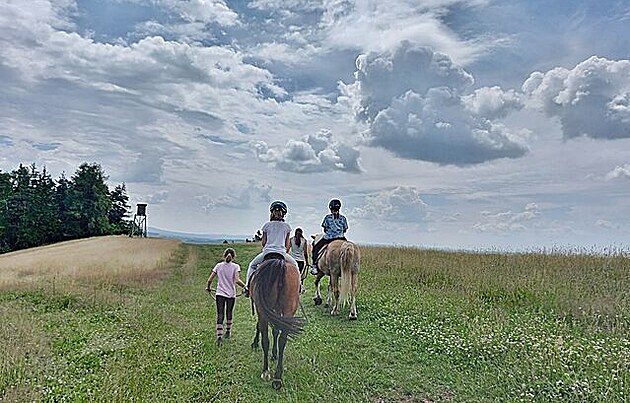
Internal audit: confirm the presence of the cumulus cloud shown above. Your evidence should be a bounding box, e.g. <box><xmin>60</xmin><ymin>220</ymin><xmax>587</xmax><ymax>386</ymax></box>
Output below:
<box><xmin>145</xmin><ymin>190</ymin><xmax>169</xmax><ymax>204</ymax></box>
<box><xmin>462</xmin><ymin>86</ymin><xmax>524</xmax><ymax>119</ymax></box>
<box><xmin>473</xmin><ymin>203</ymin><xmax>540</xmax><ymax>233</ymax></box>
<box><xmin>196</xmin><ymin>180</ymin><xmax>272</xmax><ymax>211</ymax></box>
<box><xmin>595</xmin><ymin>219</ymin><xmax>620</xmax><ymax>230</ymax></box>
<box><xmin>340</xmin><ymin>42</ymin><xmax>528</xmax><ymax>165</ymax></box>
<box><xmin>522</xmin><ymin>56</ymin><xmax>630</xmax><ymax>139</ymax></box>
<box><xmin>122</xmin><ymin>153</ymin><xmax>165</xmax><ymax>184</ymax></box>
<box><xmin>605</xmin><ymin>164</ymin><xmax>630</xmax><ymax>180</ymax></box>
<box><xmin>137</xmin><ymin>0</ymin><xmax>239</xmax><ymax>26</ymax></box>
<box><xmin>250</xmin><ymin>129</ymin><xmax>361</xmax><ymax>173</ymax></box>
<box><xmin>351</xmin><ymin>186</ymin><xmax>428</xmax><ymax>223</ymax></box>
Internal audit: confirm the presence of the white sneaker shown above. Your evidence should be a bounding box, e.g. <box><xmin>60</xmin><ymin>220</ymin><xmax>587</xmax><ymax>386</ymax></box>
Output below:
<box><xmin>310</xmin><ymin>265</ymin><xmax>318</xmax><ymax>275</ymax></box>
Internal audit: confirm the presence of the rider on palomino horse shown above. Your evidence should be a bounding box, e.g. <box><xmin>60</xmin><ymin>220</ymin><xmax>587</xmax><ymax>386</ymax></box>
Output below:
<box><xmin>311</xmin><ymin>198</ymin><xmax>348</xmax><ymax>275</ymax></box>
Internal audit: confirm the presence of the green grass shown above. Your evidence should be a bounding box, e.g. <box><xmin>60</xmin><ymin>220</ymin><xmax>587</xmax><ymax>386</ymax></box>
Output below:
<box><xmin>1</xmin><ymin>244</ymin><xmax>629</xmax><ymax>402</ymax></box>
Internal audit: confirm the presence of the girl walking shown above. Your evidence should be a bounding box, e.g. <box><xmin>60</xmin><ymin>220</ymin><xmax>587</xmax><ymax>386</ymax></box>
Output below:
<box><xmin>289</xmin><ymin>227</ymin><xmax>309</xmax><ymax>292</ymax></box>
<box><xmin>206</xmin><ymin>248</ymin><xmax>245</xmax><ymax>346</ymax></box>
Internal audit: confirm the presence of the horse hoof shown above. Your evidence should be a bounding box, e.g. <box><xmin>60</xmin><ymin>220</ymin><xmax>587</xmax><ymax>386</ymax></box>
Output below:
<box><xmin>272</xmin><ymin>379</ymin><xmax>283</xmax><ymax>390</ymax></box>
<box><xmin>349</xmin><ymin>314</ymin><xmax>358</xmax><ymax>321</ymax></box>
<box><xmin>261</xmin><ymin>371</ymin><xmax>272</xmax><ymax>381</ymax></box>
<box><xmin>314</xmin><ymin>297</ymin><xmax>322</xmax><ymax>306</ymax></box>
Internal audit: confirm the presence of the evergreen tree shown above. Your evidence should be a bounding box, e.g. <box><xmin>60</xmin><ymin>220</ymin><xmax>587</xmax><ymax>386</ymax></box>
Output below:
<box><xmin>109</xmin><ymin>183</ymin><xmax>131</xmax><ymax>234</ymax></box>
<box><xmin>54</xmin><ymin>172</ymin><xmax>73</xmax><ymax>241</ymax></box>
<box><xmin>29</xmin><ymin>165</ymin><xmax>58</xmax><ymax>246</ymax></box>
<box><xmin>68</xmin><ymin>163</ymin><xmax>112</xmax><ymax>238</ymax></box>
<box><xmin>5</xmin><ymin>164</ymin><xmax>33</xmax><ymax>249</ymax></box>
<box><xmin>0</xmin><ymin>171</ymin><xmax>11</xmax><ymax>252</ymax></box>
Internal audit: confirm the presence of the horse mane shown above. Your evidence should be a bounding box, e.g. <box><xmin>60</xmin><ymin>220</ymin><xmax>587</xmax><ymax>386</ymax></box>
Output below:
<box><xmin>251</xmin><ymin>258</ymin><xmax>304</xmax><ymax>338</ymax></box>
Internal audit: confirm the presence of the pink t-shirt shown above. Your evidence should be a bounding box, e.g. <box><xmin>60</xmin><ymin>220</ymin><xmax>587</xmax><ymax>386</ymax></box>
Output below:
<box><xmin>212</xmin><ymin>261</ymin><xmax>241</xmax><ymax>298</ymax></box>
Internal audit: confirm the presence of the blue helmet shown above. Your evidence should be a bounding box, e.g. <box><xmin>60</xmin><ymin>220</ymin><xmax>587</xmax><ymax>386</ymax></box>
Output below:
<box><xmin>269</xmin><ymin>200</ymin><xmax>287</xmax><ymax>213</ymax></box>
<box><xmin>329</xmin><ymin>199</ymin><xmax>341</xmax><ymax>210</ymax></box>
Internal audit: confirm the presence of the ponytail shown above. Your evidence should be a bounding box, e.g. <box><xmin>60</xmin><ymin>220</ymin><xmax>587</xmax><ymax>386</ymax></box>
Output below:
<box><xmin>224</xmin><ymin>248</ymin><xmax>235</xmax><ymax>263</ymax></box>
<box><xmin>295</xmin><ymin>228</ymin><xmax>303</xmax><ymax>247</ymax></box>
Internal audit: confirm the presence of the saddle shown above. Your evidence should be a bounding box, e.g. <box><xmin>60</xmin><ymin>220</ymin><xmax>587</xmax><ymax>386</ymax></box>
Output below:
<box><xmin>263</xmin><ymin>252</ymin><xmax>285</xmax><ymax>261</ymax></box>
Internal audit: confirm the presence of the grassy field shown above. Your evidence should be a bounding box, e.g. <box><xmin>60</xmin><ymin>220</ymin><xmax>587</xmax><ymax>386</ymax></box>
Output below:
<box><xmin>0</xmin><ymin>239</ymin><xmax>628</xmax><ymax>402</ymax></box>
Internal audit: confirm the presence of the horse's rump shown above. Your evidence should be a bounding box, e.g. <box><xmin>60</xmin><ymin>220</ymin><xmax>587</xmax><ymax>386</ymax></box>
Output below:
<box><xmin>251</xmin><ymin>258</ymin><xmax>304</xmax><ymax>338</ymax></box>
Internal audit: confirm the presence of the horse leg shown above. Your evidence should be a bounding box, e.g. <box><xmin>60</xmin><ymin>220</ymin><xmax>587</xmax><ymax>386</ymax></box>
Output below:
<box><xmin>349</xmin><ymin>272</ymin><xmax>358</xmax><ymax>320</ymax></box>
<box><xmin>313</xmin><ymin>273</ymin><xmax>324</xmax><ymax>305</ymax></box>
<box><xmin>330</xmin><ymin>275</ymin><xmax>340</xmax><ymax>316</ymax></box>
<box><xmin>272</xmin><ymin>331</ymin><xmax>288</xmax><ymax>390</ymax></box>
<box><xmin>260</xmin><ymin>321</ymin><xmax>272</xmax><ymax>381</ymax></box>
<box><xmin>271</xmin><ymin>326</ymin><xmax>279</xmax><ymax>361</ymax></box>
<box><xmin>251</xmin><ymin>321</ymin><xmax>261</xmax><ymax>350</ymax></box>
<box><xmin>325</xmin><ymin>281</ymin><xmax>332</xmax><ymax>308</ymax></box>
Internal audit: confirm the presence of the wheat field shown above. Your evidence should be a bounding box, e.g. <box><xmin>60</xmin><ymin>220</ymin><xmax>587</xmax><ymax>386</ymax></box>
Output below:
<box><xmin>0</xmin><ymin>236</ymin><xmax>181</xmax><ymax>289</ymax></box>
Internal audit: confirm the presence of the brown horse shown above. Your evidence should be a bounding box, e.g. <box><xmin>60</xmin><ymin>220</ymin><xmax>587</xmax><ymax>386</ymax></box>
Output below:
<box><xmin>250</xmin><ymin>254</ymin><xmax>304</xmax><ymax>390</ymax></box>
<box><xmin>311</xmin><ymin>234</ymin><xmax>360</xmax><ymax>320</ymax></box>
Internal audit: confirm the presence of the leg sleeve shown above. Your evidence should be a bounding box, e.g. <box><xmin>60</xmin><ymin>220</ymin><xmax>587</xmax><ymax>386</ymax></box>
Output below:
<box><xmin>246</xmin><ymin>252</ymin><xmax>264</xmax><ymax>284</ymax></box>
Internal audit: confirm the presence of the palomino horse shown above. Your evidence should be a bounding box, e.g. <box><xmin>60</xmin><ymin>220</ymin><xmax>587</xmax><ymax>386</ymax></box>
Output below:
<box><xmin>311</xmin><ymin>234</ymin><xmax>360</xmax><ymax>320</ymax></box>
<box><xmin>250</xmin><ymin>253</ymin><xmax>304</xmax><ymax>390</ymax></box>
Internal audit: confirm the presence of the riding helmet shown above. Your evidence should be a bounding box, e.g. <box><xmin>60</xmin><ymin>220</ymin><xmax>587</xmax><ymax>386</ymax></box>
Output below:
<box><xmin>269</xmin><ymin>200</ymin><xmax>288</xmax><ymax>213</ymax></box>
<box><xmin>328</xmin><ymin>199</ymin><xmax>342</xmax><ymax>210</ymax></box>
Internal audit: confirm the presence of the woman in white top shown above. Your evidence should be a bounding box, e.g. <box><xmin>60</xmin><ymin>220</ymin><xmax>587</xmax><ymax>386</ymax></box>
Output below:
<box><xmin>289</xmin><ymin>227</ymin><xmax>309</xmax><ymax>285</ymax></box>
<box><xmin>244</xmin><ymin>201</ymin><xmax>299</xmax><ymax>294</ymax></box>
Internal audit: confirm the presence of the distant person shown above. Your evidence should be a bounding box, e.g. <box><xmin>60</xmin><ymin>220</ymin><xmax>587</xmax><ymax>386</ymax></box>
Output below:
<box><xmin>289</xmin><ymin>227</ymin><xmax>309</xmax><ymax>292</ymax></box>
<box><xmin>243</xmin><ymin>201</ymin><xmax>299</xmax><ymax>296</ymax></box>
<box><xmin>311</xmin><ymin>199</ymin><xmax>348</xmax><ymax>275</ymax></box>
<box><xmin>206</xmin><ymin>247</ymin><xmax>245</xmax><ymax>346</ymax></box>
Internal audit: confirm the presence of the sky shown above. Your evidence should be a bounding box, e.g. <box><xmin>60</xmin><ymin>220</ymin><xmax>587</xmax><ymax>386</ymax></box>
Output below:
<box><xmin>1</xmin><ymin>0</ymin><xmax>630</xmax><ymax>251</ymax></box>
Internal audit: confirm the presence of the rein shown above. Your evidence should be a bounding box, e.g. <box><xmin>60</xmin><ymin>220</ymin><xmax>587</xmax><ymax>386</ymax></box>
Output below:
<box><xmin>206</xmin><ymin>288</ymin><xmax>244</xmax><ymax>300</ymax></box>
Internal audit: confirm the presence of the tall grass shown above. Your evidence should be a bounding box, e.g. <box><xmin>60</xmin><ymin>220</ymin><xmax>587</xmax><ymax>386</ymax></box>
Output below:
<box><xmin>0</xmin><ymin>241</ymin><xmax>628</xmax><ymax>402</ymax></box>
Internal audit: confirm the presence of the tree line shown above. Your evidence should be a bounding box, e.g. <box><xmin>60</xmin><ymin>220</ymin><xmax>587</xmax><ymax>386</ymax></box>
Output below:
<box><xmin>0</xmin><ymin>162</ymin><xmax>132</xmax><ymax>253</ymax></box>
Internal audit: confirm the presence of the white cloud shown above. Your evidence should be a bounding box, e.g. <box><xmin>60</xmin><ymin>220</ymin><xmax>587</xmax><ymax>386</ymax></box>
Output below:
<box><xmin>247</xmin><ymin>41</ymin><xmax>319</xmax><ymax>65</ymax></box>
<box><xmin>340</xmin><ymin>42</ymin><xmax>528</xmax><ymax>165</ymax></box>
<box><xmin>351</xmin><ymin>186</ymin><xmax>428</xmax><ymax>223</ymax></box>
<box><xmin>605</xmin><ymin>164</ymin><xmax>630</xmax><ymax>180</ymax></box>
<box><xmin>463</xmin><ymin>86</ymin><xmax>524</xmax><ymax>119</ymax></box>
<box><xmin>196</xmin><ymin>180</ymin><xmax>272</xmax><ymax>211</ymax></box>
<box><xmin>135</xmin><ymin>0</ymin><xmax>239</xmax><ymax>26</ymax></box>
<box><xmin>145</xmin><ymin>190</ymin><xmax>169</xmax><ymax>204</ymax></box>
<box><xmin>595</xmin><ymin>219</ymin><xmax>620</xmax><ymax>230</ymax></box>
<box><xmin>318</xmin><ymin>0</ymin><xmax>494</xmax><ymax>64</ymax></box>
<box><xmin>250</xmin><ymin>129</ymin><xmax>361</xmax><ymax>173</ymax></box>
<box><xmin>473</xmin><ymin>203</ymin><xmax>540</xmax><ymax>233</ymax></box>
<box><xmin>522</xmin><ymin>56</ymin><xmax>630</xmax><ymax>139</ymax></box>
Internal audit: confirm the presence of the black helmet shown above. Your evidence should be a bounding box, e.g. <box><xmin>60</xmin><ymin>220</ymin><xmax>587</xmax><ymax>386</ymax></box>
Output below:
<box><xmin>329</xmin><ymin>199</ymin><xmax>342</xmax><ymax>210</ymax></box>
<box><xmin>269</xmin><ymin>200</ymin><xmax>287</xmax><ymax>213</ymax></box>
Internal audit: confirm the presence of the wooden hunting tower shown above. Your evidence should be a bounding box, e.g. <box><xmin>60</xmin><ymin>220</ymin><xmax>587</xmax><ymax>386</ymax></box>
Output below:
<box><xmin>130</xmin><ymin>203</ymin><xmax>148</xmax><ymax>237</ymax></box>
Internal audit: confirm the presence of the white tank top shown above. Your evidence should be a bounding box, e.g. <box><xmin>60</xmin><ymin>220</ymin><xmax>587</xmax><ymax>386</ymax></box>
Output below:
<box><xmin>289</xmin><ymin>237</ymin><xmax>306</xmax><ymax>261</ymax></box>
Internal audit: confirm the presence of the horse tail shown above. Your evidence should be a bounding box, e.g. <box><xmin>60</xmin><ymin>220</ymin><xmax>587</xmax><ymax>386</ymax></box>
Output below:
<box><xmin>252</xmin><ymin>258</ymin><xmax>304</xmax><ymax>338</ymax></box>
<box><xmin>339</xmin><ymin>242</ymin><xmax>359</xmax><ymax>307</ymax></box>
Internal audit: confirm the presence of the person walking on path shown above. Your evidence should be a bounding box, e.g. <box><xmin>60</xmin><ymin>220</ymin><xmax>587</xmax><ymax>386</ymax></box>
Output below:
<box><xmin>206</xmin><ymin>247</ymin><xmax>245</xmax><ymax>346</ymax></box>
